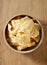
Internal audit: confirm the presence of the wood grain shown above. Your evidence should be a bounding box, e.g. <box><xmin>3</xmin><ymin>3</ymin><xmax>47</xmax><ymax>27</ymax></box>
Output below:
<box><xmin>0</xmin><ymin>0</ymin><xmax>47</xmax><ymax>65</ymax></box>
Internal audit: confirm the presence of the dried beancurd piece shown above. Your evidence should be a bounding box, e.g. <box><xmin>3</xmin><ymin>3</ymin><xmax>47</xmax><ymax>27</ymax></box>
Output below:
<box><xmin>34</xmin><ymin>35</ymin><xmax>40</xmax><ymax>42</ymax></box>
<box><xmin>8</xmin><ymin>16</ymin><xmax>41</xmax><ymax>50</ymax></box>
<box><xmin>34</xmin><ymin>23</ymin><xmax>41</xmax><ymax>30</ymax></box>
<box><xmin>17</xmin><ymin>42</ymin><xmax>36</xmax><ymax>50</ymax></box>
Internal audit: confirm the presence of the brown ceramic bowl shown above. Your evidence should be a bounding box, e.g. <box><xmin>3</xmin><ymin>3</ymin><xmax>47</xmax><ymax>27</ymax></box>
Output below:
<box><xmin>3</xmin><ymin>15</ymin><xmax>44</xmax><ymax>53</ymax></box>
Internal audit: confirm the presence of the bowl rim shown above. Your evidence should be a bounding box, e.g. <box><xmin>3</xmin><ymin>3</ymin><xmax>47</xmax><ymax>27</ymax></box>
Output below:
<box><xmin>3</xmin><ymin>15</ymin><xmax>44</xmax><ymax>53</ymax></box>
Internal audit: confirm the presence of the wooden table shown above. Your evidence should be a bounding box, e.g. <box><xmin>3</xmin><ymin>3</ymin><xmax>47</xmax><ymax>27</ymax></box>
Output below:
<box><xmin>0</xmin><ymin>0</ymin><xmax>47</xmax><ymax>65</ymax></box>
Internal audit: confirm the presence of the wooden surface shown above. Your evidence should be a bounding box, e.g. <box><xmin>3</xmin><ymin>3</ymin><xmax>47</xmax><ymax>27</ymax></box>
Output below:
<box><xmin>0</xmin><ymin>0</ymin><xmax>47</xmax><ymax>65</ymax></box>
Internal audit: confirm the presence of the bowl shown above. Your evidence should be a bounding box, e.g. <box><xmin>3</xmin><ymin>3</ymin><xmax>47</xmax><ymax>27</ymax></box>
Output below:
<box><xmin>3</xmin><ymin>15</ymin><xmax>44</xmax><ymax>53</ymax></box>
